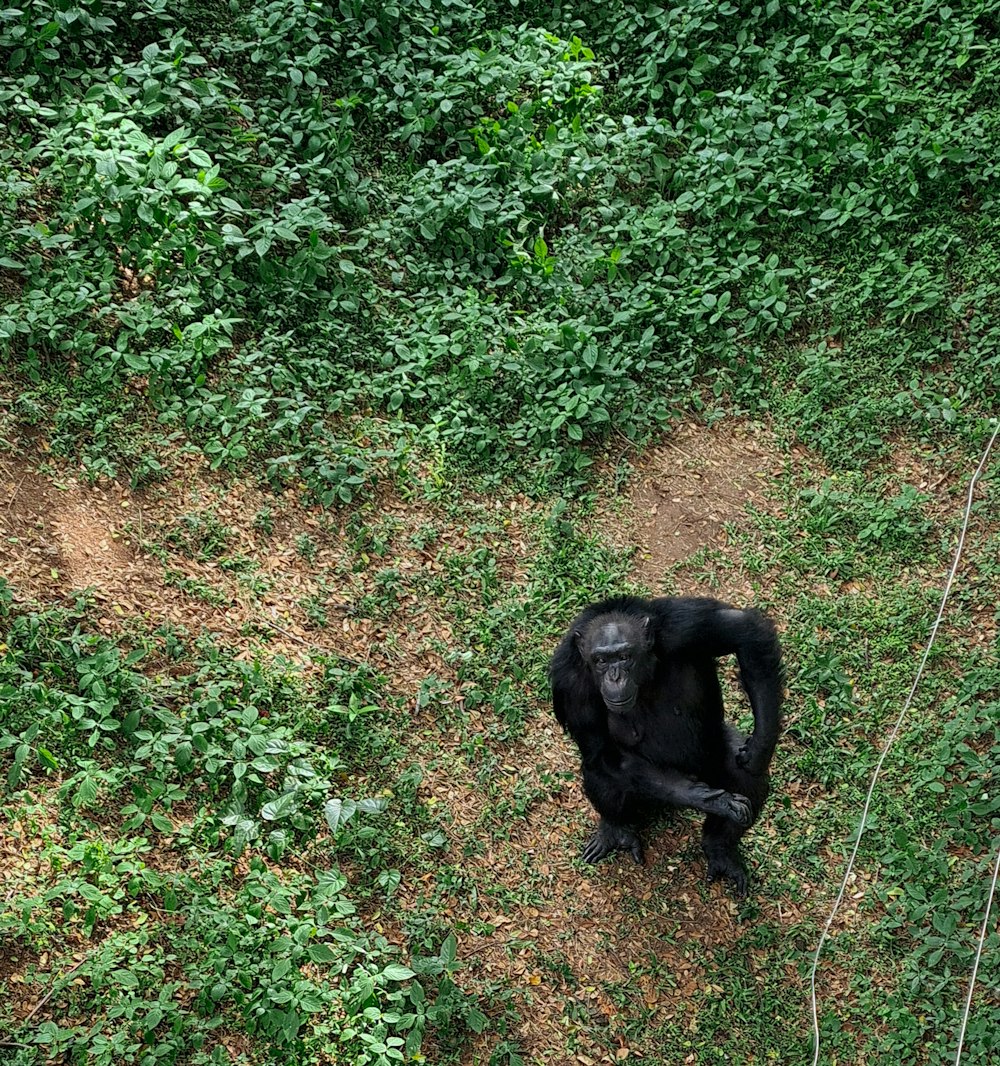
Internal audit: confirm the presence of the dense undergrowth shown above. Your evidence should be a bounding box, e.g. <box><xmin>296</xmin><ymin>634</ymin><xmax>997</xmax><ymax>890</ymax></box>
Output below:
<box><xmin>2</xmin><ymin>0</ymin><xmax>999</xmax><ymax>495</ymax></box>
<box><xmin>0</xmin><ymin>585</ymin><xmax>487</xmax><ymax>1064</ymax></box>
<box><xmin>2</xmin><ymin>2</ymin><xmax>1000</xmax><ymax>1065</ymax></box>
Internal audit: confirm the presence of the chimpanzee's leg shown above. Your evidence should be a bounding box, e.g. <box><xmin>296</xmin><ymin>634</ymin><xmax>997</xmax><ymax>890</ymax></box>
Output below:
<box><xmin>580</xmin><ymin>769</ymin><xmax>645</xmax><ymax>865</ymax></box>
<box><xmin>701</xmin><ymin>724</ymin><xmax>771</xmax><ymax>895</ymax></box>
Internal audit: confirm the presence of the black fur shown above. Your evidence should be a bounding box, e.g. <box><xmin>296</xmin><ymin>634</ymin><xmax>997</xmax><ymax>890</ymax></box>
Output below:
<box><xmin>549</xmin><ymin>595</ymin><xmax>783</xmax><ymax>895</ymax></box>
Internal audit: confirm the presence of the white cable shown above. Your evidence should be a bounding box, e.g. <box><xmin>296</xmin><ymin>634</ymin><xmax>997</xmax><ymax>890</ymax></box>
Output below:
<box><xmin>809</xmin><ymin>418</ymin><xmax>1000</xmax><ymax>1066</ymax></box>
<box><xmin>953</xmin><ymin>839</ymin><xmax>1000</xmax><ymax>1066</ymax></box>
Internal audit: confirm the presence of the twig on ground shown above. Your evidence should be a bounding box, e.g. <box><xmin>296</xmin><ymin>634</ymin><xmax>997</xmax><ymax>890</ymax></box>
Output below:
<box><xmin>24</xmin><ymin>955</ymin><xmax>89</xmax><ymax>1022</ymax></box>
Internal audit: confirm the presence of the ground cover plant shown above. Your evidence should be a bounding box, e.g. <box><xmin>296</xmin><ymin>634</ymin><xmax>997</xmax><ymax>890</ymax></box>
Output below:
<box><xmin>2</xmin><ymin>1</ymin><xmax>999</xmax><ymax>1063</ymax></box>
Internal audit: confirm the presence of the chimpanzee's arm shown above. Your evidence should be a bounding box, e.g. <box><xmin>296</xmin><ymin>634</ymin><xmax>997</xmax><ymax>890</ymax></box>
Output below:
<box><xmin>564</xmin><ymin>726</ymin><xmax>753</xmax><ymax>829</ymax></box>
<box><xmin>618</xmin><ymin>752</ymin><xmax>753</xmax><ymax>826</ymax></box>
<box><xmin>659</xmin><ymin>598</ymin><xmax>783</xmax><ymax>776</ymax></box>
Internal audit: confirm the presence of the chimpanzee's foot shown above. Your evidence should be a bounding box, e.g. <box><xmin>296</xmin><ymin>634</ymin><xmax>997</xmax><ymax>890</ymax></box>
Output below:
<box><xmin>704</xmin><ymin>845</ymin><xmax>749</xmax><ymax>897</ymax></box>
<box><xmin>581</xmin><ymin>819</ymin><xmax>644</xmax><ymax>865</ymax></box>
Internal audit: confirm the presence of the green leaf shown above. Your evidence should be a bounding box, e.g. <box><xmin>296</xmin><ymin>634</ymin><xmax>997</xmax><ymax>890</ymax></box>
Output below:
<box><xmin>112</xmin><ymin>969</ymin><xmax>140</xmax><ymax>989</ymax></box>
<box><xmin>261</xmin><ymin>792</ymin><xmax>298</xmax><ymax>821</ymax></box>
<box><xmin>78</xmin><ymin>883</ymin><xmax>106</xmax><ymax>903</ymax></box>
<box><xmin>466</xmin><ymin>1007</ymin><xmax>488</xmax><ymax>1033</ymax></box>
<box><xmin>162</xmin><ymin>127</ymin><xmax>188</xmax><ymax>151</ymax></box>
<box><xmin>299</xmin><ymin>992</ymin><xmax>325</xmax><ymax>1012</ymax></box>
<box><xmin>324</xmin><ymin>797</ymin><xmax>357</xmax><ymax>832</ymax></box>
<box><xmin>440</xmin><ymin>933</ymin><xmax>457</xmax><ymax>964</ymax></box>
<box><xmin>308</xmin><ymin>944</ymin><xmax>340</xmax><ymax>964</ymax></box>
<box><xmin>9</xmin><ymin>743</ymin><xmax>29</xmax><ymax>788</ymax></box>
<box><xmin>76</xmin><ymin>775</ymin><xmax>99</xmax><ymax>807</ymax></box>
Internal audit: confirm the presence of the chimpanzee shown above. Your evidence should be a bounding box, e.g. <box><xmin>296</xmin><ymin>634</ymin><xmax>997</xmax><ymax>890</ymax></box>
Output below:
<box><xmin>549</xmin><ymin>595</ymin><xmax>782</xmax><ymax>895</ymax></box>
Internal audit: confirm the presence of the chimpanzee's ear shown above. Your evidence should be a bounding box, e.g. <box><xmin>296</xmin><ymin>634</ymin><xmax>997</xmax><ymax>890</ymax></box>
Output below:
<box><xmin>572</xmin><ymin>628</ymin><xmax>585</xmax><ymax>652</ymax></box>
<box><xmin>640</xmin><ymin>615</ymin><xmax>654</xmax><ymax>648</ymax></box>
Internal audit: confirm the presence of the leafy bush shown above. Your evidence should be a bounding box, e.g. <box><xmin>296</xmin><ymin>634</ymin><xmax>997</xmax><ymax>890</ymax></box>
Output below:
<box><xmin>3</xmin><ymin>0</ymin><xmax>998</xmax><ymax>495</ymax></box>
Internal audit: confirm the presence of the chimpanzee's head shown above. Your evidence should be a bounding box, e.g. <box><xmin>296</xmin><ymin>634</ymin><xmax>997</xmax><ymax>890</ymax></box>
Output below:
<box><xmin>575</xmin><ymin>614</ymin><xmax>656</xmax><ymax>714</ymax></box>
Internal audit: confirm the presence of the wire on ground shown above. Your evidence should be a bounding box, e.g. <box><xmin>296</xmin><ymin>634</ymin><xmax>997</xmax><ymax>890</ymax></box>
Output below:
<box><xmin>808</xmin><ymin>418</ymin><xmax>1000</xmax><ymax>1066</ymax></box>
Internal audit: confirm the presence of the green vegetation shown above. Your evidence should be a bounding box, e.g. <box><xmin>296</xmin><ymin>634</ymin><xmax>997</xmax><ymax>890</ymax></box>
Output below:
<box><xmin>2</xmin><ymin>1</ymin><xmax>999</xmax><ymax>1064</ymax></box>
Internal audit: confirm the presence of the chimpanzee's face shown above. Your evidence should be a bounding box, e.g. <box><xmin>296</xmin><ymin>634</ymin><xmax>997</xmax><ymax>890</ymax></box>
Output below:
<box><xmin>576</xmin><ymin>617</ymin><xmax>654</xmax><ymax>714</ymax></box>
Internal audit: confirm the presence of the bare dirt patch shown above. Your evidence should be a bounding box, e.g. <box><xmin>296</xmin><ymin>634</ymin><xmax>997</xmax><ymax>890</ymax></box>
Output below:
<box><xmin>595</xmin><ymin>421</ymin><xmax>788</xmax><ymax>595</ymax></box>
<box><xmin>614</xmin><ymin>422</ymin><xmax>784</xmax><ymax>592</ymax></box>
<box><xmin>1</xmin><ymin>455</ymin><xmax>397</xmax><ymax>673</ymax></box>
<box><xmin>0</xmin><ymin>453</ymin><xmax>540</xmax><ymax>690</ymax></box>
<box><xmin>3</xmin><ymin>457</ymin><xmax>145</xmax><ymax>608</ymax></box>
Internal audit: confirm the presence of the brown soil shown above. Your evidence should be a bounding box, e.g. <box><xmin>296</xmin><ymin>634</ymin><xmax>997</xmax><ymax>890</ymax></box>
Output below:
<box><xmin>0</xmin><ymin>453</ymin><xmax>528</xmax><ymax>686</ymax></box>
<box><xmin>593</xmin><ymin>421</ymin><xmax>792</xmax><ymax>602</ymax></box>
<box><xmin>3</xmin><ymin>458</ymin><xmax>146</xmax><ymax>610</ymax></box>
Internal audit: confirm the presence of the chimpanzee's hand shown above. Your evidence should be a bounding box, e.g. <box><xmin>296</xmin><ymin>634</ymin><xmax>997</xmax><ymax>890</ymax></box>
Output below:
<box><xmin>736</xmin><ymin>739</ymin><xmax>769</xmax><ymax>777</ymax></box>
<box><xmin>721</xmin><ymin>792</ymin><xmax>753</xmax><ymax>828</ymax></box>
